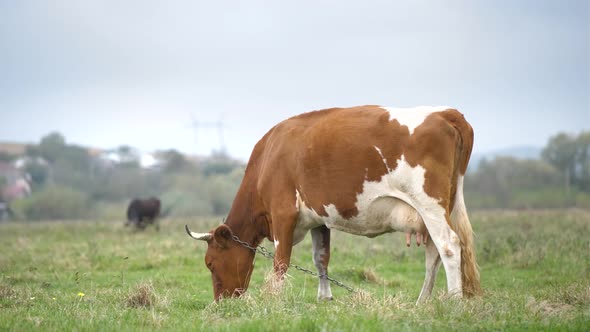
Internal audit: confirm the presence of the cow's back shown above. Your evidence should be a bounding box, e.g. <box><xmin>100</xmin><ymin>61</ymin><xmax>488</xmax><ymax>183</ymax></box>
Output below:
<box><xmin>127</xmin><ymin>197</ymin><xmax>161</xmax><ymax>220</ymax></box>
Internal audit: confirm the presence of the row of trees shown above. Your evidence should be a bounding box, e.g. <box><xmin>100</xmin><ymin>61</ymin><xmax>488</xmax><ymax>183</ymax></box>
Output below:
<box><xmin>541</xmin><ymin>132</ymin><xmax>590</xmax><ymax>192</ymax></box>
<box><xmin>2</xmin><ymin>130</ymin><xmax>588</xmax><ymax>220</ymax></box>
<box><xmin>4</xmin><ymin>132</ymin><xmax>244</xmax><ymax>220</ymax></box>
<box><xmin>465</xmin><ymin>131</ymin><xmax>590</xmax><ymax>209</ymax></box>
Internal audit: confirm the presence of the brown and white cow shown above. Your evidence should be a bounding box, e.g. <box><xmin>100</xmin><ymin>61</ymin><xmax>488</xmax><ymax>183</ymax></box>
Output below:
<box><xmin>186</xmin><ymin>105</ymin><xmax>481</xmax><ymax>303</ymax></box>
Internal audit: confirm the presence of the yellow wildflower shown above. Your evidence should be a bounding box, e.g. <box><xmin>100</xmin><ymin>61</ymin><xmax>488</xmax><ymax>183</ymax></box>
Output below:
<box><xmin>78</xmin><ymin>292</ymin><xmax>85</xmax><ymax>297</ymax></box>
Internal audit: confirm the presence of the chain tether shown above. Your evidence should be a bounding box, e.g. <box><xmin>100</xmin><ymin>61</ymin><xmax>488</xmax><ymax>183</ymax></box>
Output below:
<box><xmin>232</xmin><ymin>234</ymin><xmax>355</xmax><ymax>293</ymax></box>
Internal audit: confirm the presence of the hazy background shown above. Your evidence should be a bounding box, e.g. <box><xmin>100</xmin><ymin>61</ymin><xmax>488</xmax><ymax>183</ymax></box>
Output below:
<box><xmin>1</xmin><ymin>0</ymin><xmax>588</xmax><ymax>161</ymax></box>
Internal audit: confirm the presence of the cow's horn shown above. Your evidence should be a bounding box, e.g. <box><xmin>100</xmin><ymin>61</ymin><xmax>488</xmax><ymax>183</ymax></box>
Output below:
<box><xmin>185</xmin><ymin>225</ymin><xmax>212</xmax><ymax>241</ymax></box>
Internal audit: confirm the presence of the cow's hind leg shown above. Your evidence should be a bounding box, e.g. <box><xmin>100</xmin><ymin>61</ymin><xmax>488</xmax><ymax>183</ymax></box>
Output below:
<box><xmin>311</xmin><ymin>225</ymin><xmax>333</xmax><ymax>300</ymax></box>
<box><xmin>416</xmin><ymin>238</ymin><xmax>442</xmax><ymax>304</ymax></box>
<box><xmin>420</xmin><ymin>210</ymin><xmax>462</xmax><ymax>298</ymax></box>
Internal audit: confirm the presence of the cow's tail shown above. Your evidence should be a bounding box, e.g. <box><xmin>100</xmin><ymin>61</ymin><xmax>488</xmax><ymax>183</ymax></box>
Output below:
<box><xmin>447</xmin><ymin>110</ymin><xmax>481</xmax><ymax>297</ymax></box>
<box><xmin>450</xmin><ymin>175</ymin><xmax>481</xmax><ymax>297</ymax></box>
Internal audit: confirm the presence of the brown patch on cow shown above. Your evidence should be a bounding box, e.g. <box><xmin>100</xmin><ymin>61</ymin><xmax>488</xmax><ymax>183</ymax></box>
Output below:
<box><xmin>257</xmin><ymin>106</ymin><xmax>407</xmax><ymax>218</ymax></box>
<box><xmin>443</xmin><ymin>244</ymin><xmax>454</xmax><ymax>257</ymax></box>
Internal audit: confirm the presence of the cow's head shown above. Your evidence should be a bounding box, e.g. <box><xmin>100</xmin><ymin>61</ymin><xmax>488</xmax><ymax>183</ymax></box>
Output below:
<box><xmin>185</xmin><ymin>224</ymin><xmax>255</xmax><ymax>301</ymax></box>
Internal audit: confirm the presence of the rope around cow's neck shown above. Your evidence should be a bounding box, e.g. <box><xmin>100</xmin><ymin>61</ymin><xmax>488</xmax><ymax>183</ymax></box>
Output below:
<box><xmin>231</xmin><ymin>234</ymin><xmax>355</xmax><ymax>293</ymax></box>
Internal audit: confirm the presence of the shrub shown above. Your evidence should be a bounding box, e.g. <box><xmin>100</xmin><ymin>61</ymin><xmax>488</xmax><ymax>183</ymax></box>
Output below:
<box><xmin>160</xmin><ymin>190</ymin><xmax>214</xmax><ymax>217</ymax></box>
<box><xmin>11</xmin><ymin>185</ymin><xmax>89</xmax><ymax>220</ymax></box>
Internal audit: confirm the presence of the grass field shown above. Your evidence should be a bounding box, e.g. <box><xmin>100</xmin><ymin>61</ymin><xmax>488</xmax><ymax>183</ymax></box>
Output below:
<box><xmin>1</xmin><ymin>210</ymin><xmax>589</xmax><ymax>331</ymax></box>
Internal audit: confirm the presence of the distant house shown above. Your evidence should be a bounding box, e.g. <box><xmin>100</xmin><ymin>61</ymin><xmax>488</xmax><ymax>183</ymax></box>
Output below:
<box><xmin>0</xmin><ymin>161</ymin><xmax>31</xmax><ymax>201</ymax></box>
<box><xmin>13</xmin><ymin>155</ymin><xmax>48</xmax><ymax>169</ymax></box>
<box><xmin>0</xmin><ymin>142</ymin><xmax>27</xmax><ymax>156</ymax></box>
<box><xmin>97</xmin><ymin>148</ymin><xmax>162</xmax><ymax>170</ymax></box>
<box><xmin>140</xmin><ymin>152</ymin><xmax>161</xmax><ymax>169</ymax></box>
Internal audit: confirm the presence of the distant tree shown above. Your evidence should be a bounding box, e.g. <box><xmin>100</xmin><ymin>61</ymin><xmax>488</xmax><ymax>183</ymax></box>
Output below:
<box><xmin>91</xmin><ymin>168</ymin><xmax>141</xmax><ymax>201</ymax></box>
<box><xmin>159</xmin><ymin>149</ymin><xmax>191</xmax><ymax>173</ymax></box>
<box><xmin>205</xmin><ymin>168</ymin><xmax>243</xmax><ymax>215</ymax></box>
<box><xmin>23</xmin><ymin>160</ymin><xmax>50</xmax><ymax>186</ymax></box>
<box><xmin>25</xmin><ymin>144</ymin><xmax>41</xmax><ymax>157</ymax></box>
<box><xmin>542</xmin><ymin>131</ymin><xmax>590</xmax><ymax>192</ymax></box>
<box><xmin>116</xmin><ymin>145</ymin><xmax>140</xmax><ymax>168</ymax></box>
<box><xmin>542</xmin><ymin>133</ymin><xmax>575</xmax><ymax>192</ymax></box>
<box><xmin>62</xmin><ymin>144</ymin><xmax>92</xmax><ymax>170</ymax></box>
<box><xmin>465</xmin><ymin>156</ymin><xmax>564</xmax><ymax>208</ymax></box>
<box><xmin>201</xmin><ymin>155</ymin><xmax>243</xmax><ymax>176</ymax></box>
<box><xmin>0</xmin><ymin>152</ymin><xmax>15</xmax><ymax>162</ymax></box>
<box><xmin>38</xmin><ymin>132</ymin><xmax>67</xmax><ymax>163</ymax></box>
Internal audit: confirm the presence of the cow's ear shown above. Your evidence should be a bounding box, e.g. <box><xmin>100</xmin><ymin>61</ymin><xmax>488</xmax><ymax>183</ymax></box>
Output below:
<box><xmin>213</xmin><ymin>224</ymin><xmax>233</xmax><ymax>248</ymax></box>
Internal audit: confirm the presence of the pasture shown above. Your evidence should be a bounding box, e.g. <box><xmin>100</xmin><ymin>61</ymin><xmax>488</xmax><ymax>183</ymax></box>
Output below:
<box><xmin>1</xmin><ymin>210</ymin><xmax>588</xmax><ymax>331</ymax></box>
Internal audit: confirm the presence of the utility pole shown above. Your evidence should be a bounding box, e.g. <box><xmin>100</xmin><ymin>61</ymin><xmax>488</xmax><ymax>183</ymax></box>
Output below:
<box><xmin>190</xmin><ymin>115</ymin><xmax>227</xmax><ymax>155</ymax></box>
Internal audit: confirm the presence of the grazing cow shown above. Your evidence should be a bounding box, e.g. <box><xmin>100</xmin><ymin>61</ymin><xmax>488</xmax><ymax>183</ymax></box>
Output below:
<box><xmin>186</xmin><ymin>105</ymin><xmax>481</xmax><ymax>303</ymax></box>
<box><xmin>126</xmin><ymin>197</ymin><xmax>161</xmax><ymax>231</ymax></box>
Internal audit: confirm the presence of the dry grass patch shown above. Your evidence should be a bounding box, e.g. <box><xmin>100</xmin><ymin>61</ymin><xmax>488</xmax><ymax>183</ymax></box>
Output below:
<box><xmin>0</xmin><ymin>284</ymin><xmax>16</xmax><ymax>300</ymax></box>
<box><xmin>526</xmin><ymin>296</ymin><xmax>574</xmax><ymax>318</ymax></box>
<box><xmin>344</xmin><ymin>288</ymin><xmax>405</xmax><ymax>314</ymax></box>
<box><xmin>260</xmin><ymin>269</ymin><xmax>293</xmax><ymax>298</ymax></box>
<box><xmin>347</xmin><ymin>268</ymin><xmax>401</xmax><ymax>288</ymax></box>
<box><xmin>125</xmin><ymin>282</ymin><xmax>157</xmax><ymax>308</ymax></box>
<box><xmin>552</xmin><ymin>283</ymin><xmax>590</xmax><ymax>307</ymax></box>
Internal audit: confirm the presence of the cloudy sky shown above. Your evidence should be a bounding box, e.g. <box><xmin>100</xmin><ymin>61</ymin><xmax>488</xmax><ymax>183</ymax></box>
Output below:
<box><xmin>1</xmin><ymin>1</ymin><xmax>588</xmax><ymax>161</ymax></box>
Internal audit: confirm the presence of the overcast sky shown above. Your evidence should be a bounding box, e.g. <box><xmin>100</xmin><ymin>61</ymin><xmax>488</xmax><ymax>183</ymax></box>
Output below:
<box><xmin>1</xmin><ymin>1</ymin><xmax>588</xmax><ymax>161</ymax></box>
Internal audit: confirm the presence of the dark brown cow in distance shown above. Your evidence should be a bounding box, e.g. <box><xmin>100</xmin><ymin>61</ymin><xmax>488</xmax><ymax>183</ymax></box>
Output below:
<box><xmin>126</xmin><ymin>197</ymin><xmax>161</xmax><ymax>231</ymax></box>
<box><xmin>186</xmin><ymin>105</ymin><xmax>482</xmax><ymax>303</ymax></box>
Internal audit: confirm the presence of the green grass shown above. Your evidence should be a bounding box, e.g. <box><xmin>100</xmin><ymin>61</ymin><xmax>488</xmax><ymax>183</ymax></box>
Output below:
<box><xmin>1</xmin><ymin>211</ymin><xmax>589</xmax><ymax>331</ymax></box>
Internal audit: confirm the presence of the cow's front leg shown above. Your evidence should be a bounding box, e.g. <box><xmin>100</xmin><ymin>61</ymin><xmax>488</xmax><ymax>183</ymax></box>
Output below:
<box><xmin>270</xmin><ymin>210</ymin><xmax>298</xmax><ymax>288</ymax></box>
<box><xmin>311</xmin><ymin>225</ymin><xmax>333</xmax><ymax>300</ymax></box>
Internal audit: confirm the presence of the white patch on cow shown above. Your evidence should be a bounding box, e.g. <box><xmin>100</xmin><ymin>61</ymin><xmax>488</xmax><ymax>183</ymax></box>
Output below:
<box><xmin>294</xmin><ymin>190</ymin><xmax>324</xmax><ymax>245</ymax></box>
<box><xmin>274</xmin><ymin>238</ymin><xmax>280</xmax><ymax>249</ymax></box>
<box><xmin>294</xmin><ymin>155</ymin><xmax>442</xmax><ymax>237</ymax></box>
<box><xmin>382</xmin><ymin>106</ymin><xmax>450</xmax><ymax>135</ymax></box>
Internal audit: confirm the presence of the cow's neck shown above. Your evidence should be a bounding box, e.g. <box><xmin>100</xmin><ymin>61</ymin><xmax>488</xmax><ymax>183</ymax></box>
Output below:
<box><xmin>224</xmin><ymin>180</ymin><xmax>268</xmax><ymax>249</ymax></box>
